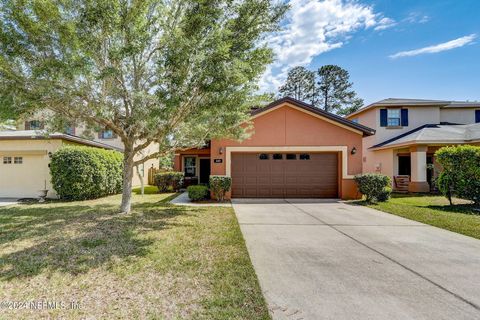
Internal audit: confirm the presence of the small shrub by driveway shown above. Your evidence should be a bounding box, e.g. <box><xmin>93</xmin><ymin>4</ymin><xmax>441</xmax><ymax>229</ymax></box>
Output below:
<box><xmin>359</xmin><ymin>194</ymin><xmax>480</xmax><ymax>240</ymax></box>
<box><xmin>0</xmin><ymin>194</ymin><xmax>269</xmax><ymax>319</ymax></box>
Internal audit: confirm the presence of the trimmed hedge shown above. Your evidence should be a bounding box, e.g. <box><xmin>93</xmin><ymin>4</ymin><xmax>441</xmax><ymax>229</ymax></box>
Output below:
<box><xmin>354</xmin><ymin>173</ymin><xmax>391</xmax><ymax>203</ymax></box>
<box><xmin>50</xmin><ymin>146</ymin><xmax>123</xmax><ymax>200</ymax></box>
<box><xmin>154</xmin><ymin>171</ymin><xmax>184</xmax><ymax>192</ymax></box>
<box><xmin>187</xmin><ymin>185</ymin><xmax>209</xmax><ymax>201</ymax></box>
<box><xmin>209</xmin><ymin>176</ymin><xmax>232</xmax><ymax>202</ymax></box>
<box><xmin>435</xmin><ymin>145</ymin><xmax>480</xmax><ymax>205</ymax></box>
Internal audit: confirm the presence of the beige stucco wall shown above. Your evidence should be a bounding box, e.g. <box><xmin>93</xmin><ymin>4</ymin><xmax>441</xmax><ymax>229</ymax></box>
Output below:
<box><xmin>351</xmin><ymin>106</ymin><xmax>441</xmax><ymax>183</ymax></box>
<box><xmin>439</xmin><ymin>108</ymin><xmax>477</xmax><ymax>124</ymax></box>
<box><xmin>0</xmin><ymin>139</ymin><xmax>62</xmax><ymax>198</ymax></box>
<box><xmin>132</xmin><ymin>142</ymin><xmax>159</xmax><ymax>186</ymax></box>
<box><xmin>354</xmin><ymin>106</ymin><xmax>441</xmax><ymax>145</ymax></box>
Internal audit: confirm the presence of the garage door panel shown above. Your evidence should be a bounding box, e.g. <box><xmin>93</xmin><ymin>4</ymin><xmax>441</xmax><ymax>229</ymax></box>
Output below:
<box><xmin>231</xmin><ymin>152</ymin><xmax>338</xmax><ymax>198</ymax></box>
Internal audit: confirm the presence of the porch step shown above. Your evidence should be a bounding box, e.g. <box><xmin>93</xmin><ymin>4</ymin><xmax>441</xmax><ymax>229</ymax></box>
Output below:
<box><xmin>394</xmin><ymin>175</ymin><xmax>410</xmax><ymax>193</ymax></box>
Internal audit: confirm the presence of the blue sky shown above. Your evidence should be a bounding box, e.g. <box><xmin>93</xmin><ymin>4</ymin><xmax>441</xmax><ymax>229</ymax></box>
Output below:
<box><xmin>260</xmin><ymin>0</ymin><xmax>480</xmax><ymax>105</ymax></box>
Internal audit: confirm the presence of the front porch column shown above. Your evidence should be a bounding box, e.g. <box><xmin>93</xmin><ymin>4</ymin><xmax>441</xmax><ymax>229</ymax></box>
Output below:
<box><xmin>408</xmin><ymin>146</ymin><xmax>430</xmax><ymax>193</ymax></box>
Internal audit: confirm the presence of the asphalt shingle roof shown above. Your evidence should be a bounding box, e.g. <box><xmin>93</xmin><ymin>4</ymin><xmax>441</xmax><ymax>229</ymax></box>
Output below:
<box><xmin>370</xmin><ymin>123</ymin><xmax>480</xmax><ymax>149</ymax></box>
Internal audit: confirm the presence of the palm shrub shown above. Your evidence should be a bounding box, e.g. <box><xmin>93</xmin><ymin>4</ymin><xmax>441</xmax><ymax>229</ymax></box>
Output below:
<box><xmin>50</xmin><ymin>146</ymin><xmax>123</xmax><ymax>200</ymax></box>
<box><xmin>354</xmin><ymin>173</ymin><xmax>391</xmax><ymax>203</ymax></box>
<box><xmin>435</xmin><ymin>145</ymin><xmax>480</xmax><ymax>205</ymax></box>
<box><xmin>154</xmin><ymin>172</ymin><xmax>184</xmax><ymax>192</ymax></box>
<box><xmin>209</xmin><ymin>176</ymin><xmax>232</xmax><ymax>202</ymax></box>
<box><xmin>187</xmin><ymin>185</ymin><xmax>209</xmax><ymax>201</ymax></box>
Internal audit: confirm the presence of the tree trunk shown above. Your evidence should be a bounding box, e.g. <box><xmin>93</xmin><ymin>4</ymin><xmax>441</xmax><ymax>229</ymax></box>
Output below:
<box><xmin>120</xmin><ymin>147</ymin><xmax>135</xmax><ymax>214</ymax></box>
<box><xmin>135</xmin><ymin>164</ymin><xmax>145</xmax><ymax>195</ymax></box>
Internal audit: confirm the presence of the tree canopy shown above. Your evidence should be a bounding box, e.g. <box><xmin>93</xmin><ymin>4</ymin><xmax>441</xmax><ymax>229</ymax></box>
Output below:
<box><xmin>0</xmin><ymin>0</ymin><xmax>287</xmax><ymax>212</ymax></box>
<box><xmin>278</xmin><ymin>64</ymin><xmax>363</xmax><ymax>115</ymax></box>
<box><xmin>278</xmin><ymin>66</ymin><xmax>315</xmax><ymax>104</ymax></box>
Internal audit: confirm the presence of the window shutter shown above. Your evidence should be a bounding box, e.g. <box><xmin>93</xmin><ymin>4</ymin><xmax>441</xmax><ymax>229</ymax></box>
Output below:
<box><xmin>380</xmin><ymin>109</ymin><xmax>388</xmax><ymax>127</ymax></box>
<box><xmin>24</xmin><ymin>121</ymin><xmax>30</xmax><ymax>130</ymax></box>
<box><xmin>98</xmin><ymin>131</ymin><xmax>103</xmax><ymax>139</ymax></box>
<box><xmin>476</xmin><ymin>110</ymin><xmax>480</xmax><ymax>123</ymax></box>
<box><xmin>401</xmin><ymin>109</ymin><xmax>409</xmax><ymax>126</ymax></box>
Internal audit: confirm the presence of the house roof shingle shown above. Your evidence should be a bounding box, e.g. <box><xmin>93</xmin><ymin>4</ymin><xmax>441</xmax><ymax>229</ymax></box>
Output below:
<box><xmin>370</xmin><ymin>123</ymin><xmax>480</xmax><ymax>150</ymax></box>
<box><xmin>0</xmin><ymin>130</ymin><xmax>124</xmax><ymax>151</ymax></box>
<box><xmin>347</xmin><ymin>98</ymin><xmax>480</xmax><ymax>118</ymax></box>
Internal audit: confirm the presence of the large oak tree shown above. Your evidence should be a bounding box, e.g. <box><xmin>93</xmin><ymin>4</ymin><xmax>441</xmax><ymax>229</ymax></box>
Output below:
<box><xmin>0</xmin><ymin>0</ymin><xmax>287</xmax><ymax>213</ymax></box>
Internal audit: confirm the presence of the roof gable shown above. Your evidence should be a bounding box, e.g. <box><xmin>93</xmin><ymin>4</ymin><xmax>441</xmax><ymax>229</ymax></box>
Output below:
<box><xmin>251</xmin><ymin>97</ymin><xmax>375</xmax><ymax>136</ymax></box>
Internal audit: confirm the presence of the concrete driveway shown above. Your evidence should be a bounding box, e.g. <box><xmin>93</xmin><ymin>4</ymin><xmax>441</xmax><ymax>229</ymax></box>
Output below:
<box><xmin>232</xmin><ymin>199</ymin><xmax>480</xmax><ymax>320</ymax></box>
<box><xmin>0</xmin><ymin>198</ymin><xmax>18</xmax><ymax>207</ymax></box>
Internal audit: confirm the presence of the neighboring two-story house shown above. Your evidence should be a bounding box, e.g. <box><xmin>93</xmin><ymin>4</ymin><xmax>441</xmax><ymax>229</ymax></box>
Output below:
<box><xmin>346</xmin><ymin>98</ymin><xmax>480</xmax><ymax>192</ymax></box>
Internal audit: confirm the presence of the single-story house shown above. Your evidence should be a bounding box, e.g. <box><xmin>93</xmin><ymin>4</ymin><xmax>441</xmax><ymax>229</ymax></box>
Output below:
<box><xmin>0</xmin><ymin>130</ymin><xmax>122</xmax><ymax>198</ymax></box>
<box><xmin>174</xmin><ymin>97</ymin><xmax>375</xmax><ymax>199</ymax></box>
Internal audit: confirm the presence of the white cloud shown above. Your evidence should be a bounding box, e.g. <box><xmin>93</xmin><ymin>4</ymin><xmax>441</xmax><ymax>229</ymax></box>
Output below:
<box><xmin>374</xmin><ymin>17</ymin><xmax>397</xmax><ymax>31</ymax></box>
<box><xmin>258</xmin><ymin>0</ymin><xmax>392</xmax><ymax>92</ymax></box>
<box><xmin>390</xmin><ymin>34</ymin><xmax>477</xmax><ymax>59</ymax></box>
<box><xmin>404</xmin><ymin>12</ymin><xmax>430</xmax><ymax>24</ymax></box>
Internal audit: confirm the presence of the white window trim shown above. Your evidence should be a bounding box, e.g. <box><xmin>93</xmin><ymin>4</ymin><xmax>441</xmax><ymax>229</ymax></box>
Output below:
<box><xmin>387</xmin><ymin>108</ymin><xmax>401</xmax><ymax>127</ymax></box>
<box><xmin>225</xmin><ymin>146</ymin><xmax>353</xmax><ymax>179</ymax></box>
<box><xmin>182</xmin><ymin>155</ymin><xmax>199</xmax><ymax>178</ymax></box>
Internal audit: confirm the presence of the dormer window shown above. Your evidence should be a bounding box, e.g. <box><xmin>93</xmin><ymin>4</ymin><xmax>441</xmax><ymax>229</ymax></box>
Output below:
<box><xmin>98</xmin><ymin>129</ymin><xmax>116</xmax><ymax>139</ymax></box>
<box><xmin>387</xmin><ymin>109</ymin><xmax>401</xmax><ymax>126</ymax></box>
<box><xmin>25</xmin><ymin>120</ymin><xmax>44</xmax><ymax>130</ymax></box>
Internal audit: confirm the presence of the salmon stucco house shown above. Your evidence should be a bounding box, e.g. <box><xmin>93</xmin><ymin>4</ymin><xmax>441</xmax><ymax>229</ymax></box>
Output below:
<box><xmin>174</xmin><ymin>97</ymin><xmax>375</xmax><ymax>199</ymax></box>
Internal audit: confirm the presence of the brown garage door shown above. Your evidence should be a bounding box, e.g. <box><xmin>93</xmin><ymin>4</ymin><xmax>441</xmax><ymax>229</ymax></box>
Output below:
<box><xmin>231</xmin><ymin>153</ymin><xmax>338</xmax><ymax>198</ymax></box>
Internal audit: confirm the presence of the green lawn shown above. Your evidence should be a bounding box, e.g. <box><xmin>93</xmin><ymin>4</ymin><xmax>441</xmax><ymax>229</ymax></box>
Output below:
<box><xmin>0</xmin><ymin>193</ymin><xmax>269</xmax><ymax>319</ymax></box>
<box><xmin>363</xmin><ymin>194</ymin><xmax>480</xmax><ymax>240</ymax></box>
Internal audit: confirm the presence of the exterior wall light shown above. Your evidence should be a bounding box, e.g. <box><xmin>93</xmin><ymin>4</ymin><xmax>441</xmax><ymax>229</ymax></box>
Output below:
<box><xmin>351</xmin><ymin>147</ymin><xmax>357</xmax><ymax>155</ymax></box>
<box><xmin>218</xmin><ymin>147</ymin><xmax>224</xmax><ymax>155</ymax></box>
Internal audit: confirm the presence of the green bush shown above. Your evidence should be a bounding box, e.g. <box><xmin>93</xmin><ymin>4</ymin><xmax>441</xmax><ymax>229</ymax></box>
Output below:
<box><xmin>377</xmin><ymin>186</ymin><xmax>392</xmax><ymax>202</ymax></box>
<box><xmin>154</xmin><ymin>171</ymin><xmax>184</xmax><ymax>192</ymax></box>
<box><xmin>435</xmin><ymin>145</ymin><xmax>480</xmax><ymax>205</ymax></box>
<box><xmin>187</xmin><ymin>185</ymin><xmax>209</xmax><ymax>201</ymax></box>
<box><xmin>354</xmin><ymin>173</ymin><xmax>391</xmax><ymax>203</ymax></box>
<box><xmin>50</xmin><ymin>146</ymin><xmax>123</xmax><ymax>200</ymax></box>
<box><xmin>209</xmin><ymin>176</ymin><xmax>232</xmax><ymax>202</ymax></box>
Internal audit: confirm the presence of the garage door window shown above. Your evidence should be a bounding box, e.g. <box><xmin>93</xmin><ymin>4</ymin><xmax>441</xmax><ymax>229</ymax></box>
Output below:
<box><xmin>273</xmin><ymin>154</ymin><xmax>283</xmax><ymax>160</ymax></box>
<box><xmin>14</xmin><ymin>157</ymin><xmax>23</xmax><ymax>164</ymax></box>
<box><xmin>299</xmin><ymin>154</ymin><xmax>310</xmax><ymax>160</ymax></box>
<box><xmin>258</xmin><ymin>153</ymin><xmax>269</xmax><ymax>160</ymax></box>
<box><xmin>286</xmin><ymin>154</ymin><xmax>296</xmax><ymax>160</ymax></box>
<box><xmin>3</xmin><ymin>157</ymin><xmax>11</xmax><ymax>164</ymax></box>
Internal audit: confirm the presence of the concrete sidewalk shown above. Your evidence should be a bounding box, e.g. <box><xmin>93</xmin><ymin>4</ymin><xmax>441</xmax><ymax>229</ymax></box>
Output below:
<box><xmin>0</xmin><ymin>198</ymin><xmax>18</xmax><ymax>207</ymax></box>
<box><xmin>233</xmin><ymin>199</ymin><xmax>480</xmax><ymax>320</ymax></box>
<box><xmin>170</xmin><ymin>192</ymin><xmax>231</xmax><ymax>207</ymax></box>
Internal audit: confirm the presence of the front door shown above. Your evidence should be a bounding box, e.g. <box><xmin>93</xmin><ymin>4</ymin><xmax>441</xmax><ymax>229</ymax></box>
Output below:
<box><xmin>398</xmin><ymin>156</ymin><xmax>411</xmax><ymax>176</ymax></box>
<box><xmin>199</xmin><ymin>158</ymin><xmax>211</xmax><ymax>184</ymax></box>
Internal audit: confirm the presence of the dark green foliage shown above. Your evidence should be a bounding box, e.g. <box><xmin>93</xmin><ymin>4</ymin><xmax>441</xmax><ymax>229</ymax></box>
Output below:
<box><xmin>154</xmin><ymin>172</ymin><xmax>184</xmax><ymax>192</ymax></box>
<box><xmin>354</xmin><ymin>173</ymin><xmax>391</xmax><ymax>203</ymax></box>
<box><xmin>278</xmin><ymin>64</ymin><xmax>363</xmax><ymax>115</ymax></box>
<box><xmin>279</xmin><ymin>66</ymin><xmax>316</xmax><ymax>104</ymax></box>
<box><xmin>187</xmin><ymin>185</ymin><xmax>209</xmax><ymax>201</ymax></box>
<box><xmin>317</xmin><ymin>65</ymin><xmax>363</xmax><ymax>114</ymax></box>
<box><xmin>209</xmin><ymin>176</ymin><xmax>232</xmax><ymax>201</ymax></box>
<box><xmin>435</xmin><ymin>145</ymin><xmax>480</xmax><ymax>205</ymax></box>
<box><xmin>377</xmin><ymin>186</ymin><xmax>392</xmax><ymax>202</ymax></box>
<box><xmin>50</xmin><ymin>146</ymin><xmax>123</xmax><ymax>200</ymax></box>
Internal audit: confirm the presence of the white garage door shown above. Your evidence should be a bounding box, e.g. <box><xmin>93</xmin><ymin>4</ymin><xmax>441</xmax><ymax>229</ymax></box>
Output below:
<box><xmin>0</xmin><ymin>154</ymin><xmax>51</xmax><ymax>198</ymax></box>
